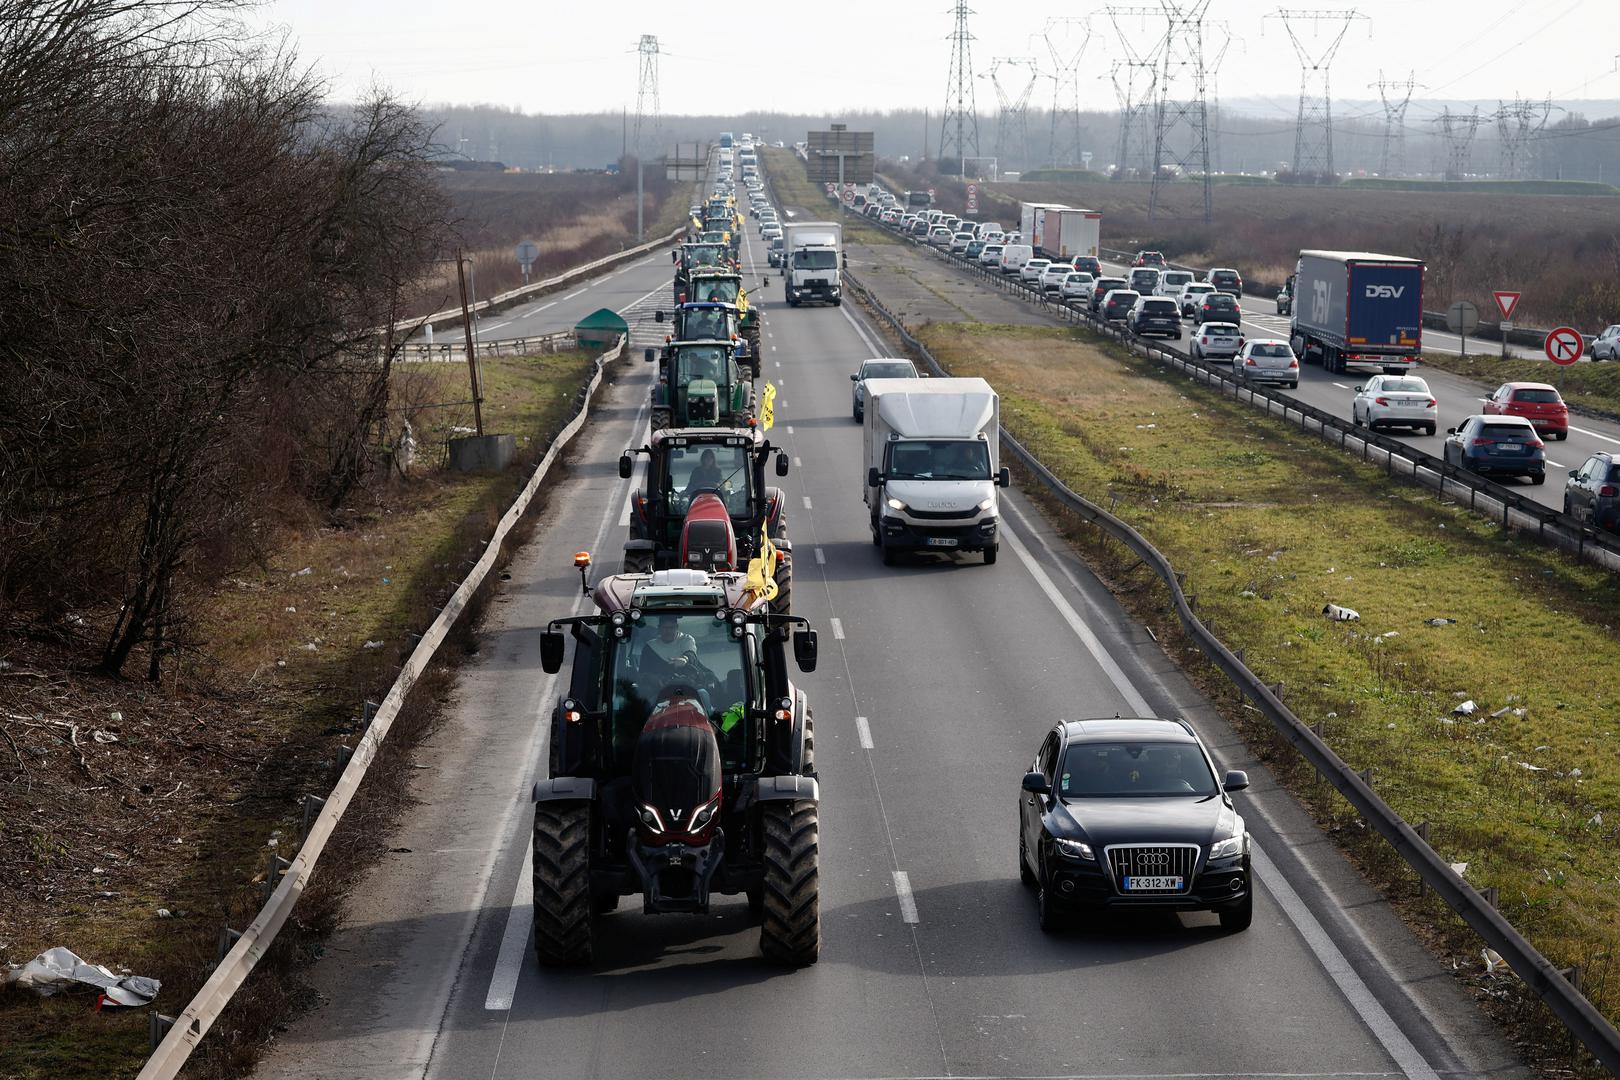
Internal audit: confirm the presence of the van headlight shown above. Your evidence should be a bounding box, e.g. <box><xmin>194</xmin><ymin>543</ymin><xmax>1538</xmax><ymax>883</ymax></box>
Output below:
<box><xmin>977</xmin><ymin>498</ymin><xmax>994</xmax><ymax>511</ymax></box>
<box><xmin>1209</xmin><ymin>833</ymin><xmax>1247</xmax><ymax>860</ymax></box>
<box><xmin>886</xmin><ymin>497</ymin><xmax>907</xmax><ymax>512</ymax></box>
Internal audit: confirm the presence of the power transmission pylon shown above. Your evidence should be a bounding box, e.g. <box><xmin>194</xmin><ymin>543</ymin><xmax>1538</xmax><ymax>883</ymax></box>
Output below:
<box><xmin>1147</xmin><ymin>0</ymin><xmax>1214</xmax><ymax>224</ymax></box>
<box><xmin>982</xmin><ymin>57</ymin><xmax>1039</xmax><ymax>173</ymax></box>
<box><xmin>1104</xmin><ymin>7</ymin><xmax>1167</xmax><ymax>180</ymax></box>
<box><xmin>1434</xmin><ymin>107</ymin><xmax>1485</xmax><ymax>180</ymax></box>
<box><xmin>1042</xmin><ymin>17</ymin><xmax>1094</xmax><ymax>167</ymax></box>
<box><xmin>1203</xmin><ymin>22</ymin><xmax>1240</xmax><ymax>174</ymax></box>
<box><xmin>1265</xmin><ymin>8</ymin><xmax>1369</xmax><ymax>181</ymax></box>
<box><xmin>1370</xmin><ymin>70</ymin><xmax>1418</xmax><ymax>177</ymax></box>
<box><xmin>633</xmin><ymin>34</ymin><xmax>660</xmax><ymax>158</ymax></box>
<box><xmin>939</xmin><ymin>0</ymin><xmax>981</xmax><ymax>167</ymax></box>
<box><xmin>1494</xmin><ymin>95</ymin><xmax>1554</xmax><ymax>179</ymax></box>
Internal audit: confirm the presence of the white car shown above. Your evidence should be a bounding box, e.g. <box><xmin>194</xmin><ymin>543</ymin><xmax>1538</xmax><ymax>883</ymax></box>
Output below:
<box><xmin>1039</xmin><ymin>261</ymin><xmax>1073</xmax><ymax>293</ymax></box>
<box><xmin>1158</xmin><ymin>269</ymin><xmax>1195</xmax><ymax>299</ymax></box>
<box><xmin>760</xmin><ymin>223</ymin><xmax>782</xmax><ymax>242</ymax></box>
<box><xmin>1020</xmin><ymin>258</ymin><xmax>1052</xmax><ymax>284</ymax></box>
<box><xmin>1352</xmin><ymin>375</ymin><xmax>1438</xmax><ymax>435</ymax></box>
<box><xmin>949</xmin><ymin>231</ymin><xmax>974</xmax><ymax>253</ymax></box>
<box><xmin>1060</xmin><ymin>271</ymin><xmax>1096</xmax><ymax>300</ymax></box>
<box><xmin>1178</xmin><ymin>282</ymin><xmax>1217</xmax><ymax>318</ymax></box>
<box><xmin>980</xmin><ymin>230</ymin><xmax>1004</xmax><ymax>245</ymax></box>
<box><xmin>1593</xmin><ymin>324</ymin><xmax>1620</xmax><ymax>361</ymax></box>
<box><xmin>978</xmin><ymin>243</ymin><xmax>1005</xmax><ymax>267</ymax></box>
<box><xmin>1236</xmin><ymin>339</ymin><xmax>1300</xmax><ymax>389</ymax></box>
<box><xmin>1190</xmin><ymin>321</ymin><xmax>1243</xmax><ymax>361</ymax></box>
<box><xmin>927</xmin><ymin>225</ymin><xmax>954</xmax><ymax>247</ymax></box>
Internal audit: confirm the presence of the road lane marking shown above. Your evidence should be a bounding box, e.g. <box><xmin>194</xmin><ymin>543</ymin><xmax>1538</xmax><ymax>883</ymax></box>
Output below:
<box><xmin>855</xmin><ymin>715</ymin><xmax>873</xmax><ymax>749</ymax></box>
<box><xmin>803</xmin><ymin>495</ymin><xmax>813</xmax><ymax>510</ymax></box>
<box><xmin>786</xmin><ymin>425</ymin><xmax>794</xmax><ymax>434</ymax></box>
<box><xmin>1570</xmin><ymin>424</ymin><xmax>1620</xmax><ymax>446</ymax></box>
<box><xmin>1547</xmin><ymin>459</ymin><xmax>1565</xmax><ymax>468</ymax></box>
<box><xmin>892</xmin><ymin>870</ymin><xmax>920</xmax><ymax>923</ymax></box>
<box><xmin>813</xmin><ymin>545</ymin><xmax>823</xmax><ymax>563</ymax></box>
<box><xmin>794</xmin><ymin>456</ymin><xmax>802</xmax><ymax>467</ymax></box>
<box><xmin>482</xmin><ymin>320</ymin><xmax>511</xmax><ymax>333</ymax></box>
<box><xmin>1332</xmin><ymin>382</ymin><xmax>1352</xmax><ymax>389</ymax></box>
<box><xmin>838</xmin><ymin>301</ymin><xmax>886</xmax><ymax>355</ymax></box>
<box><xmin>563</xmin><ymin>287</ymin><xmax>586</xmax><ymax>300</ymax></box>
<box><xmin>829</xmin><ymin>617</ymin><xmax>844</xmax><ymax>639</ymax></box>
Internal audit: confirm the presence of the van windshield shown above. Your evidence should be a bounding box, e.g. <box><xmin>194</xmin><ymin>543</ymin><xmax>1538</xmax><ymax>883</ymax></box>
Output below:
<box><xmin>886</xmin><ymin>440</ymin><xmax>990</xmax><ymax>481</ymax></box>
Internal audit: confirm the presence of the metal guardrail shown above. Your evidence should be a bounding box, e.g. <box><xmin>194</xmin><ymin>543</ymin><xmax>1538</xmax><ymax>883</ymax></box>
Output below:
<box><xmin>843</xmin><ymin>268</ymin><xmax>1620</xmax><ymax>1074</ymax></box>
<box><xmin>400</xmin><ymin>329</ymin><xmax>578</xmax><ymax>361</ymax></box>
<box><xmin>867</xmin><ymin>221</ymin><xmax>1620</xmax><ymax>574</ymax></box>
<box><xmin>137</xmin><ymin>336</ymin><xmax>629</xmax><ymax>1079</ymax></box>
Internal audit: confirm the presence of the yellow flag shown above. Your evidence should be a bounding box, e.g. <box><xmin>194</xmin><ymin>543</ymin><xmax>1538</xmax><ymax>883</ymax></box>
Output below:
<box><xmin>745</xmin><ymin>520</ymin><xmax>779</xmax><ymax>602</ymax></box>
<box><xmin>759</xmin><ymin>382</ymin><xmax>777</xmax><ymax>431</ymax></box>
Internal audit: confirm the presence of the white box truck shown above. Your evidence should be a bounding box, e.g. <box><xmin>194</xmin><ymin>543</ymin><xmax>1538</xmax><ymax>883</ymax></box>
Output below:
<box><xmin>1043</xmin><ymin>208</ymin><xmax>1102</xmax><ymax>259</ymax></box>
<box><xmin>1019</xmin><ymin>201</ymin><xmax>1068</xmax><ymax>247</ymax></box>
<box><xmin>781</xmin><ymin>221</ymin><xmax>843</xmax><ymax>307</ymax></box>
<box><xmin>863</xmin><ymin>377</ymin><xmax>1010</xmax><ymax>564</ymax></box>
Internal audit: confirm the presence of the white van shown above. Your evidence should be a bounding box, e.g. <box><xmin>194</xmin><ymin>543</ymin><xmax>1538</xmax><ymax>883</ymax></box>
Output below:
<box><xmin>999</xmin><ymin>243</ymin><xmax>1034</xmax><ymax>276</ymax></box>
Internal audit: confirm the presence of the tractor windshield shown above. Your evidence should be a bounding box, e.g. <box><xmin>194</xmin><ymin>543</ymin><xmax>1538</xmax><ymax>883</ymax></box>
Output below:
<box><xmin>692</xmin><ymin>277</ymin><xmax>739</xmax><ymax>304</ymax></box>
<box><xmin>679</xmin><ymin>308</ymin><xmax>733</xmax><ymax>341</ymax></box>
<box><xmin>610</xmin><ymin>613</ymin><xmax>756</xmax><ymax>764</ymax></box>
<box><xmin>687</xmin><ymin>246</ymin><xmax>726</xmax><ymax>268</ymax></box>
<box><xmin>661</xmin><ymin>443</ymin><xmax>752</xmax><ymax>516</ymax></box>
<box><xmin>674</xmin><ymin>345</ymin><xmax>730</xmax><ymax>387</ymax></box>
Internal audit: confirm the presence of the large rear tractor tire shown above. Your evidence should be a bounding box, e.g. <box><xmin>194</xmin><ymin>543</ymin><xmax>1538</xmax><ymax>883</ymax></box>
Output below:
<box><xmin>651</xmin><ymin>408</ymin><xmax>672</xmax><ymax>432</ymax></box>
<box><xmin>760</xmin><ymin>801</ymin><xmax>821</xmax><ymax>966</ymax></box>
<box><xmin>772</xmin><ymin>557</ymin><xmax>793</xmax><ymax>615</ymax></box>
<box><xmin>532</xmin><ymin>804</ymin><xmax>594</xmax><ymax>966</ymax></box>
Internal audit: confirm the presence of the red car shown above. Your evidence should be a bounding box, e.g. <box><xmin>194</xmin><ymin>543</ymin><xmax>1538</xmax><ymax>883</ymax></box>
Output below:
<box><xmin>1483</xmin><ymin>382</ymin><xmax>1569</xmax><ymax>440</ymax></box>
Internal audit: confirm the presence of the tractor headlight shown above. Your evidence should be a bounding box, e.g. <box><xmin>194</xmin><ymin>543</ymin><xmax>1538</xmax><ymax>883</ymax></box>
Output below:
<box><xmin>1209</xmin><ymin>832</ymin><xmax>1247</xmax><ymax>860</ymax></box>
<box><xmin>689</xmin><ymin>799</ymin><xmax>719</xmax><ymax>832</ymax></box>
<box><xmin>637</xmin><ymin>805</ymin><xmax>665</xmax><ymax>835</ymax></box>
<box><xmin>1053</xmin><ymin>837</ymin><xmax>1095</xmax><ymax>860</ymax></box>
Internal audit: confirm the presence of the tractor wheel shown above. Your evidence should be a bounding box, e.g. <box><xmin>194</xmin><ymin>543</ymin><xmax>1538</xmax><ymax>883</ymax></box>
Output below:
<box><xmin>772</xmin><ymin>556</ymin><xmax>793</xmax><ymax>615</ymax></box>
<box><xmin>759</xmin><ymin>800</ymin><xmax>821</xmax><ymax>966</ymax></box>
<box><xmin>801</xmin><ymin>708</ymin><xmax>815</xmax><ymax>773</ymax></box>
<box><xmin>651</xmin><ymin>408</ymin><xmax>672</xmax><ymax>432</ymax></box>
<box><xmin>532</xmin><ymin>804</ymin><xmax>594</xmax><ymax>966</ymax></box>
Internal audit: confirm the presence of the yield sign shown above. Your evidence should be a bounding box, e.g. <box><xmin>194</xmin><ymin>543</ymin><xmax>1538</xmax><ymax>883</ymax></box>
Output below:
<box><xmin>1492</xmin><ymin>291</ymin><xmax>1521</xmax><ymax>321</ymax></box>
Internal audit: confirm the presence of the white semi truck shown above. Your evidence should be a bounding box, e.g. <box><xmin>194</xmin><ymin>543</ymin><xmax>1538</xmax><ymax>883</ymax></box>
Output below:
<box><xmin>862</xmin><ymin>377</ymin><xmax>1009</xmax><ymax>565</ymax></box>
<box><xmin>781</xmin><ymin>221</ymin><xmax>843</xmax><ymax>307</ymax></box>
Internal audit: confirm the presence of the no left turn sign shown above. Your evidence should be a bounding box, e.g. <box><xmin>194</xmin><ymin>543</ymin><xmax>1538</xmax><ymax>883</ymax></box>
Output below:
<box><xmin>1545</xmin><ymin>326</ymin><xmax>1583</xmax><ymax>365</ymax></box>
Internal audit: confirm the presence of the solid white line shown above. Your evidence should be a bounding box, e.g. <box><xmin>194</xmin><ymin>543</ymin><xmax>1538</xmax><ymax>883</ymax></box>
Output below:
<box><xmin>803</xmin><ymin>495</ymin><xmax>813</xmax><ymax>510</ymax></box>
<box><xmin>813</xmin><ymin>545</ymin><xmax>824</xmax><ymax>564</ymax></box>
<box><xmin>855</xmin><ymin>715</ymin><xmax>874</xmax><ymax>749</ymax></box>
<box><xmin>892</xmin><ymin>870</ymin><xmax>920</xmax><ymax>923</ymax></box>
<box><xmin>1570</xmin><ymin>424</ymin><xmax>1620</xmax><ymax>446</ymax></box>
<box><xmin>829</xmin><ymin>617</ymin><xmax>845</xmax><ymax>639</ymax></box>
<box><xmin>1002</xmin><ymin>516</ymin><xmax>1437</xmax><ymax>1080</ymax></box>
<box><xmin>838</xmin><ymin>300</ymin><xmax>886</xmax><ymax>355</ymax></box>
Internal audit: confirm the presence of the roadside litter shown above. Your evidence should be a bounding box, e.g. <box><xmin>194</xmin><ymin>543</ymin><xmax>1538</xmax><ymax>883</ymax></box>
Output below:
<box><xmin>1322</xmin><ymin>603</ymin><xmax>1359</xmax><ymax>621</ymax></box>
<box><xmin>4</xmin><ymin>947</ymin><xmax>160</xmax><ymax>1006</ymax></box>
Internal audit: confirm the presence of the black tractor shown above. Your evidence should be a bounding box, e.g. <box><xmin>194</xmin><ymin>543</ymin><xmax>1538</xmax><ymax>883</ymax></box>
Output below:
<box><xmin>620</xmin><ymin>427</ymin><xmax>793</xmax><ymax>611</ymax></box>
<box><xmin>533</xmin><ymin>560</ymin><xmax>821</xmax><ymax>967</ymax></box>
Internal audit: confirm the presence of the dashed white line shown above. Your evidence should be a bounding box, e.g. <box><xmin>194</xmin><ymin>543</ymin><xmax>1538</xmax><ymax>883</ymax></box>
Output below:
<box><xmin>802</xmin><ymin>495</ymin><xmax>813</xmax><ymax>510</ymax></box>
<box><xmin>562</xmin><ymin>287</ymin><xmax>587</xmax><ymax>300</ymax></box>
<box><xmin>770</xmin><ymin>344</ymin><xmax>778</xmax><ymax>351</ymax></box>
<box><xmin>855</xmin><ymin>715</ymin><xmax>874</xmax><ymax>749</ymax></box>
<box><xmin>829</xmin><ymin>617</ymin><xmax>845</xmax><ymax>639</ymax></box>
<box><xmin>786</xmin><ymin>425</ymin><xmax>795</xmax><ymax>434</ymax></box>
<box><xmin>1547</xmin><ymin>459</ymin><xmax>1565</xmax><ymax>468</ymax></box>
<box><xmin>813</xmin><ymin>545</ymin><xmax>824</xmax><ymax>563</ymax></box>
<box><xmin>1331</xmin><ymin>382</ymin><xmax>1352</xmax><ymax>390</ymax></box>
<box><xmin>892</xmin><ymin>870</ymin><xmax>920</xmax><ymax>923</ymax></box>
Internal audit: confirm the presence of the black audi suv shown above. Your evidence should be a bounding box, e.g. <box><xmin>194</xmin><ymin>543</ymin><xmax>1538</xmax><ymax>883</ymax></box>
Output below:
<box><xmin>1018</xmin><ymin>717</ymin><xmax>1253</xmax><ymax>932</ymax></box>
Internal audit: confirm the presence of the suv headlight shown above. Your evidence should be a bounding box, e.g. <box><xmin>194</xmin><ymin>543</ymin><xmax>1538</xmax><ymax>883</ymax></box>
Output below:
<box><xmin>1209</xmin><ymin>833</ymin><xmax>1247</xmax><ymax>860</ymax></box>
<box><xmin>886</xmin><ymin>497</ymin><xmax>907</xmax><ymax>512</ymax></box>
<box><xmin>1053</xmin><ymin>837</ymin><xmax>1094</xmax><ymax>860</ymax></box>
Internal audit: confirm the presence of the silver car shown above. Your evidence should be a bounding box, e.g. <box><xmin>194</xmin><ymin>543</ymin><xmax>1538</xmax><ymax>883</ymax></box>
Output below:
<box><xmin>1236</xmin><ymin>339</ymin><xmax>1299</xmax><ymax>389</ymax></box>
<box><xmin>1352</xmin><ymin>375</ymin><xmax>1437</xmax><ymax>435</ymax></box>
<box><xmin>850</xmin><ymin>357</ymin><xmax>920</xmax><ymax>421</ymax></box>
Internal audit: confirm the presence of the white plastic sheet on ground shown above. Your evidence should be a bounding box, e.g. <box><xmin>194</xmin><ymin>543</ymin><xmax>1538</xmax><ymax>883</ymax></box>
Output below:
<box><xmin>4</xmin><ymin>946</ymin><xmax>160</xmax><ymax>1006</ymax></box>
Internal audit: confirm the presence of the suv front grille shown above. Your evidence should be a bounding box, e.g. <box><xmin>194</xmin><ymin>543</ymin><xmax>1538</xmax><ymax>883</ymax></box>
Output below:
<box><xmin>1105</xmin><ymin>844</ymin><xmax>1199</xmax><ymax>893</ymax></box>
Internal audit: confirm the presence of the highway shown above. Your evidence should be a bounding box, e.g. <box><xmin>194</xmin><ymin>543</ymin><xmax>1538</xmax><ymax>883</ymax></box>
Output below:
<box><xmin>855</xmin><ymin>224</ymin><xmax>1620</xmax><ymax>512</ymax></box>
<box><xmin>251</xmin><ymin>182</ymin><xmax>1522</xmax><ymax>1080</ymax></box>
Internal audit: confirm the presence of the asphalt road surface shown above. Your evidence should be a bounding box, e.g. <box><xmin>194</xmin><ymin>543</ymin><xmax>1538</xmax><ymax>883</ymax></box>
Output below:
<box><xmin>252</xmin><ymin>200</ymin><xmax>1524</xmax><ymax>1080</ymax></box>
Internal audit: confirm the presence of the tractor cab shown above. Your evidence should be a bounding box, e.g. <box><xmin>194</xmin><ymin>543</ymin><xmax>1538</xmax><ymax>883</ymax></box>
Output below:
<box><xmin>649</xmin><ymin>340</ymin><xmax>752</xmax><ymax>431</ymax></box>
<box><xmin>654</xmin><ymin>302</ymin><xmax>758</xmax><ymax>377</ymax></box>
<box><xmin>674</xmin><ymin>243</ymin><xmax>735</xmax><ymax>304</ymax></box>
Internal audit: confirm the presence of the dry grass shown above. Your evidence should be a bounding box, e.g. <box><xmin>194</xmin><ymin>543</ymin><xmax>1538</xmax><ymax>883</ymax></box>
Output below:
<box><xmin>917</xmin><ymin>319</ymin><xmax>1620</xmax><ymax>1072</ymax></box>
<box><xmin>0</xmin><ymin>350</ymin><xmax>600</xmax><ymax>1079</ymax></box>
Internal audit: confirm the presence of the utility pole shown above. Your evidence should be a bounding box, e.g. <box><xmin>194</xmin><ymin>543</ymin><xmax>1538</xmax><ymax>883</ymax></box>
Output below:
<box><xmin>1370</xmin><ymin>70</ymin><xmax>1419</xmax><ymax>177</ymax></box>
<box><xmin>456</xmin><ymin>252</ymin><xmax>484</xmax><ymax>437</ymax></box>
<box><xmin>938</xmin><ymin>0</ymin><xmax>981</xmax><ymax>169</ymax></box>
<box><xmin>1147</xmin><ymin>0</ymin><xmax>1215</xmax><ymax>224</ymax></box>
<box><xmin>1265</xmin><ymin>8</ymin><xmax>1369</xmax><ymax>181</ymax></box>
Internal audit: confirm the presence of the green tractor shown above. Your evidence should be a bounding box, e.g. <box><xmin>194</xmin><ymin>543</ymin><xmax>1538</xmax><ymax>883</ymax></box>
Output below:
<box><xmin>654</xmin><ymin>303</ymin><xmax>759</xmax><ymax>378</ymax></box>
<box><xmin>686</xmin><ymin>268</ymin><xmax>761</xmax><ymax>359</ymax></box>
<box><xmin>645</xmin><ymin>339</ymin><xmax>754</xmax><ymax>431</ymax></box>
<box><xmin>673</xmin><ymin>242</ymin><xmax>734</xmax><ymax>304</ymax></box>
<box><xmin>619</xmin><ymin>426</ymin><xmax>794</xmax><ymax>611</ymax></box>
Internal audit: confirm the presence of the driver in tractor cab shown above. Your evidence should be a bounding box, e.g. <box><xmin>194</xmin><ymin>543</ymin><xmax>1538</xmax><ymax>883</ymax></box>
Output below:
<box><xmin>642</xmin><ymin>614</ymin><xmax>698</xmax><ymax>672</ymax></box>
<box><xmin>686</xmin><ymin>349</ymin><xmax>724</xmax><ymax>387</ymax></box>
<box><xmin>684</xmin><ymin>449</ymin><xmax>725</xmax><ymax>496</ymax></box>
<box><xmin>685</xmin><ymin>308</ymin><xmax>726</xmax><ymax>340</ymax></box>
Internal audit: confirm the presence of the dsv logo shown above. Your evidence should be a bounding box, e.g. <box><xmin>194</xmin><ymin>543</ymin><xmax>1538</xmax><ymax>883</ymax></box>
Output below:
<box><xmin>1365</xmin><ymin>284</ymin><xmax>1406</xmax><ymax>299</ymax></box>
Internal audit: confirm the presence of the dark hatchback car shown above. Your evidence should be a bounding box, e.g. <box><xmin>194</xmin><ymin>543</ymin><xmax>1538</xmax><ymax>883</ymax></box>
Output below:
<box><xmin>1444</xmin><ymin>414</ymin><xmax>1546</xmax><ymax>484</ymax></box>
<box><xmin>1194</xmin><ymin>292</ymin><xmax>1243</xmax><ymax>326</ymax></box>
<box><xmin>1071</xmin><ymin>255</ymin><xmax>1103</xmax><ymax>278</ymax></box>
<box><xmin>1090</xmin><ymin>277</ymin><xmax>1127</xmax><ymax>313</ymax></box>
<box><xmin>1019</xmin><ymin>718</ymin><xmax>1252</xmax><ymax>932</ymax></box>
<box><xmin>1131</xmin><ymin>297</ymin><xmax>1183</xmax><ymax>339</ymax></box>
<box><xmin>1101</xmin><ymin>289</ymin><xmax>1141</xmax><ymax>324</ymax></box>
<box><xmin>1565</xmin><ymin>452</ymin><xmax>1620</xmax><ymax>530</ymax></box>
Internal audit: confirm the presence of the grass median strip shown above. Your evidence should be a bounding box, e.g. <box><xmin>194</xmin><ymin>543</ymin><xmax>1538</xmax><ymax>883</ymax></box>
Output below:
<box><xmin>917</xmin><ymin>320</ymin><xmax>1620</xmax><ymax>1046</ymax></box>
<box><xmin>0</xmin><ymin>349</ymin><xmax>598</xmax><ymax>1079</ymax></box>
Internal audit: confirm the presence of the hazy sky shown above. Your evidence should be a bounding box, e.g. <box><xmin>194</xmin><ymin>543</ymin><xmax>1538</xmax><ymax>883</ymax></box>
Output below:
<box><xmin>252</xmin><ymin>0</ymin><xmax>1619</xmax><ymax>117</ymax></box>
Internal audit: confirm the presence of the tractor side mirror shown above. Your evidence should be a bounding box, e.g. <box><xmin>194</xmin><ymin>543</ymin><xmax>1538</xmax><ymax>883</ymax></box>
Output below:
<box><xmin>655</xmin><ymin>310</ymin><xmax>665</xmax><ymax>323</ymax></box>
<box><xmin>1223</xmin><ymin>770</ymin><xmax>1250</xmax><ymax>792</ymax></box>
<box><xmin>776</xmin><ymin>454</ymin><xmax>789</xmax><ymax>477</ymax></box>
<box><xmin>1021</xmin><ymin>771</ymin><xmax>1051</xmax><ymax>795</ymax></box>
<box><xmin>996</xmin><ymin>467</ymin><xmax>1010</xmax><ymax>488</ymax></box>
<box><xmin>618</xmin><ymin>454</ymin><xmax>633</xmax><ymax>479</ymax></box>
<box><xmin>540</xmin><ymin>629</ymin><xmax>565</xmax><ymax>674</ymax></box>
<box><xmin>793</xmin><ymin>628</ymin><xmax>818</xmax><ymax>673</ymax></box>
<box><xmin>867</xmin><ymin>467</ymin><xmax>881</xmax><ymax>488</ymax></box>
<box><xmin>643</xmin><ymin>347</ymin><xmax>655</xmax><ymax>363</ymax></box>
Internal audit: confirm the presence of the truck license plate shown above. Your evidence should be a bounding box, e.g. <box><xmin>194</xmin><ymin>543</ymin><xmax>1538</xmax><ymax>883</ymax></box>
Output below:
<box><xmin>926</xmin><ymin>537</ymin><xmax>959</xmax><ymax>547</ymax></box>
<box><xmin>1123</xmin><ymin>876</ymin><xmax>1182</xmax><ymax>891</ymax></box>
